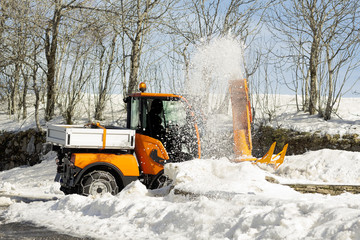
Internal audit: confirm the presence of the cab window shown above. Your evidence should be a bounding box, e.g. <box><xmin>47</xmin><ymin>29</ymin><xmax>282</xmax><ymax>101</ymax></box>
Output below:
<box><xmin>130</xmin><ymin>98</ymin><xmax>140</xmax><ymax>130</ymax></box>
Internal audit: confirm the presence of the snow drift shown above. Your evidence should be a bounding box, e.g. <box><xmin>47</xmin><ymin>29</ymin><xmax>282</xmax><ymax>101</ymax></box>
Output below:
<box><xmin>1</xmin><ymin>149</ymin><xmax>360</xmax><ymax>239</ymax></box>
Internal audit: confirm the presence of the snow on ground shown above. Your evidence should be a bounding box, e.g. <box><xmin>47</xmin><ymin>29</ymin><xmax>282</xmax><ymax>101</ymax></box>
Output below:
<box><xmin>1</xmin><ymin>149</ymin><xmax>360</xmax><ymax>239</ymax></box>
<box><xmin>262</xmin><ymin>95</ymin><xmax>360</xmax><ymax>137</ymax></box>
<box><xmin>274</xmin><ymin>149</ymin><xmax>360</xmax><ymax>184</ymax></box>
<box><xmin>0</xmin><ymin>95</ymin><xmax>359</xmax><ymax>239</ymax></box>
<box><xmin>0</xmin><ymin>151</ymin><xmax>62</xmax><ymax>198</ymax></box>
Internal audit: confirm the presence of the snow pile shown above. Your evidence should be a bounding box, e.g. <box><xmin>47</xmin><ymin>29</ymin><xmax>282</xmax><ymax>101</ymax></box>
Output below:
<box><xmin>165</xmin><ymin>158</ymin><xmax>297</xmax><ymax>198</ymax></box>
<box><xmin>1</xmin><ymin>150</ymin><xmax>360</xmax><ymax>239</ymax></box>
<box><xmin>0</xmin><ymin>152</ymin><xmax>62</xmax><ymax>198</ymax></box>
<box><xmin>275</xmin><ymin>149</ymin><xmax>360</xmax><ymax>184</ymax></box>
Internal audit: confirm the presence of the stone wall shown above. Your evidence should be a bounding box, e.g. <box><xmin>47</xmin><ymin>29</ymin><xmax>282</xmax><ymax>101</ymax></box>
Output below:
<box><xmin>0</xmin><ymin>129</ymin><xmax>46</xmax><ymax>171</ymax></box>
<box><xmin>265</xmin><ymin>176</ymin><xmax>360</xmax><ymax>195</ymax></box>
<box><xmin>252</xmin><ymin>125</ymin><xmax>360</xmax><ymax>156</ymax></box>
<box><xmin>284</xmin><ymin>183</ymin><xmax>360</xmax><ymax>195</ymax></box>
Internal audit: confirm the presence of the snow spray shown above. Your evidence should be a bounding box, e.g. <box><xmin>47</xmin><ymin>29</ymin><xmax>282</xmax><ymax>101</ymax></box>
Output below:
<box><xmin>186</xmin><ymin>36</ymin><xmax>244</xmax><ymax>112</ymax></box>
<box><xmin>185</xmin><ymin>36</ymin><xmax>245</xmax><ymax>158</ymax></box>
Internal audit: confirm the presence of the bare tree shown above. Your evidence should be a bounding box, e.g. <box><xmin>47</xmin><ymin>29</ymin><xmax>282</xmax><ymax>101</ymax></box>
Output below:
<box><xmin>0</xmin><ymin>0</ymin><xmax>30</xmax><ymax>117</ymax></box>
<box><xmin>0</xmin><ymin>1</ymin><xmax>10</xmax><ymax>69</ymax></box>
<box><xmin>94</xmin><ymin>34</ymin><xmax>118</xmax><ymax>120</ymax></box>
<box><xmin>44</xmin><ymin>0</ymin><xmax>63</xmax><ymax>121</ymax></box>
<box><xmin>266</xmin><ymin>1</ymin><xmax>319</xmax><ymax>115</ymax></box>
<box><xmin>105</xmin><ymin>0</ymin><xmax>175</xmax><ymax>95</ymax></box>
<box><xmin>44</xmin><ymin>0</ymin><xmax>97</xmax><ymax>121</ymax></box>
<box><xmin>30</xmin><ymin>43</ymin><xmax>44</xmax><ymax>131</ymax></box>
<box><xmin>321</xmin><ymin>1</ymin><xmax>360</xmax><ymax>120</ymax></box>
<box><xmin>267</xmin><ymin>0</ymin><xmax>360</xmax><ymax>119</ymax></box>
<box><xmin>57</xmin><ymin>40</ymin><xmax>92</xmax><ymax>124</ymax></box>
<box><xmin>163</xmin><ymin>0</ymin><xmax>267</xmax><ymax>114</ymax></box>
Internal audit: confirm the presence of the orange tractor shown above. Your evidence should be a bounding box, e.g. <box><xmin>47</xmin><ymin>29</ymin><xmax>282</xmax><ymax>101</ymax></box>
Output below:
<box><xmin>47</xmin><ymin>81</ymin><xmax>287</xmax><ymax>196</ymax></box>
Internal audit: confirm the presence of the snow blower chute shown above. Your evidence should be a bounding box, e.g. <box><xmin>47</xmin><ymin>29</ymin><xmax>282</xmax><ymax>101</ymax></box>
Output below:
<box><xmin>229</xmin><ymin>79</ymin><xmax>288</xmax><ymax>169</ymax></box>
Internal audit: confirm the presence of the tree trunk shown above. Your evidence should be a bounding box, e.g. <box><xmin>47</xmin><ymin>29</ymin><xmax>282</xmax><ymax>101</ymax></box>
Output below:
<box><xmin>65</xmin><ymin>105</ymin><xmax>74</xmax><ymax>125</ymax></box>
<box><xmin>324</xmin><ymin>51</ymin><xmax>333</xmax><ymax>121</ymax></box>
<box><xmin>303</xmin><ymin>69</ymin><xmax>310</xmax><ymax>111</ymax></box>
<box><xmin>33</xmin><ymin>75</ymin><xmax>42</xmax><ymax>131</ymax></box>
<box><xmin>45</xmin><ymin>2</ymin><xmax>62</xmax><ymax>121</ymax></box>
<box><xmin>308</xmin><ymin>37</ymin><xmax>319</xmax><ymax>115</ymax></box>
<box><xmin>128</xmin><ymin>36</ymin><xmax>141</xmax><ymax>95</ymax></box>
<box><xmin>10</xmin><ymin>62</ymin><xmax>21</xmax><ymax>115</ymax></box>
<box><xmin>31</xmin><ymin>44</ymin><xmax>42</xmax><ymax>131</ymax></box>
<box><xmin>21</xmin><ymin>72</ymin><xmax>28</xmax><ymax>120</ymax></box>
<box><xmin>95</xmin><ymin>35</ymin><xmax>117</xmax><ymax>120</ymax></box>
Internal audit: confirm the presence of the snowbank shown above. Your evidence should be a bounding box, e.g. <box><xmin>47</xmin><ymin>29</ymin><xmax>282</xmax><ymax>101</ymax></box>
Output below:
<box><xmin>275</xmin><ymin>149</ymin><xmax>360</xmax><ymax>184</ymax></box>
<box><xmin>165</xmin><ymin>158</ymin><xmax>298</xmax><ymax>199</ymax></box>
<box><xmin>1</xmin><ymin>150</ymin><xmax>360</xmax><ymax>239</ymax></box>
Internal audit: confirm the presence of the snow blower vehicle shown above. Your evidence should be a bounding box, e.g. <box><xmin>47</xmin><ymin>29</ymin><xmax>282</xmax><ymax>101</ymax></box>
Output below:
<box><xmin>47</xmin><ymin>82</ymin><xmax>201</xmax><ymax>196</ymax></box>
<box><xmin>47</xmin><ymin>81</ymin><xmax>287</xmax><ymax>197</ymax></box>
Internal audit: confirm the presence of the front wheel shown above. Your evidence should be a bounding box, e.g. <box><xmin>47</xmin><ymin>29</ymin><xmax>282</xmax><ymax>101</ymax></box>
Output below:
<box><xmin>149</xmin><ymin>173</ymin><xmax>172</xmax><ymax>189</ymax></box>
<box><xmin>79</xmin><ymin>170</ymin><xmax>119</xmax><ymax>196</ymax></box>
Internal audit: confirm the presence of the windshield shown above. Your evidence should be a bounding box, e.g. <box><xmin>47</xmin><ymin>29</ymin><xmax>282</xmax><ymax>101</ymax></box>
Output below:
<box><xmin>162</xmin><ymin>100</ymin><xmax>188</xmax><ymax>128</ymax></box>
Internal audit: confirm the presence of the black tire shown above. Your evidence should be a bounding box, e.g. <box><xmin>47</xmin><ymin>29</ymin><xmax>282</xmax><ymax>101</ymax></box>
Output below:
<box><xmin>150</xmin><ymin>173</ymin><xmax>171</xmax><ymax>189</ymax></box>
<box><xmin>60</xmin><ymin>186</ymin><xmax>76</xmax><ymax>195</ymax></box>
<box><xmin>79</xmin><ymin>170</ymin><xmax>119</xmax><ymax>196</ymax></box>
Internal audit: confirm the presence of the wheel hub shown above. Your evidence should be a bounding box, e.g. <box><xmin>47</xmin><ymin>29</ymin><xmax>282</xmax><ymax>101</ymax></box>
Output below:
<box><xmin>89</xmin><ymin>180</ymin><xmax>110</xmax><ymax>196</ymax></box>
<box><xmin>80</xmin><ymin>170</ymin><xmax>119</xmax><ymax>196</ymax></box>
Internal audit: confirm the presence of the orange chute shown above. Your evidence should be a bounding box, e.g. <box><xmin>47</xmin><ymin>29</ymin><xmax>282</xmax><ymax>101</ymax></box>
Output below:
<box><xmin>229</xmin><ymin>79</ymin><xmax>288</xmax><ymax>169</ymax></box>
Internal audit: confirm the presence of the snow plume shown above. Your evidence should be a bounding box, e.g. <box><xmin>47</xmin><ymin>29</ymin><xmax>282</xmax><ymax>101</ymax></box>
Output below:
<box><xmin>185</xmin><ymin>36</ymin><xmax>245</xmax><ymax>158</ymax></box>
<box><xmin>186</xmin><ymin>36</ymin><xmax>244</xmax><ymax>113</ymax></box>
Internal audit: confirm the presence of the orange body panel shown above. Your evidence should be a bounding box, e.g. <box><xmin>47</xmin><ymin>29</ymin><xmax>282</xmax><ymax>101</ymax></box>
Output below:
<box><xmin>134</xmin><ymin>133</ymin><xmax>168</xmax><ymax>175</ymax></box>
<box><xmin>95</xmin><ymin>122</ymin><xmax>107</xmax><ymax>149</ymax></box>
<box><xmin>73</xmin><ymin>153</ymin><xmax>139</xmax><ymax>176</ymax></box>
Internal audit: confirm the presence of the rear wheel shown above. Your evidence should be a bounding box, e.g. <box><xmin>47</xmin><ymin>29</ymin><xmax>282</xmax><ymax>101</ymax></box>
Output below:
<box><xmin>79</xmin><ymin>170</ymin><xmax>119</xmax><ymax>196</ymax></box>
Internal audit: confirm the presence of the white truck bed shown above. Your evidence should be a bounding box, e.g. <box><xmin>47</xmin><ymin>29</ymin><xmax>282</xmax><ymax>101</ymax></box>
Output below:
<box><xmin>47</xmin><ymin>124</ymin><xmax>135</xmax><ymax>149</ymax></box>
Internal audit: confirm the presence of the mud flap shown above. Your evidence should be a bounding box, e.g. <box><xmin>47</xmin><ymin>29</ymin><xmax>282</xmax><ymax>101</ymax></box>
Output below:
<box><xmin>54</xmin><ymin>173</ymin><xmax>61</xmax><ymax>182</ymax></box>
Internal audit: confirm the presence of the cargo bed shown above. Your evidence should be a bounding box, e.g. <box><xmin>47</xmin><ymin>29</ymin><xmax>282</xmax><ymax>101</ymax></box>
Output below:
<box><xmin>46</xmin><ymin>124</ymin><xmax>135</xmax><ymax>149</ymax></box>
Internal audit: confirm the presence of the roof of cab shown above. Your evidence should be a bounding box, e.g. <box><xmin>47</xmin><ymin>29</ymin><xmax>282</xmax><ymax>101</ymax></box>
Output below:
<box><xmin>128</xmin><ymin>92</ymin><xmax>182</xmax><ymax>99</ymax></box>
